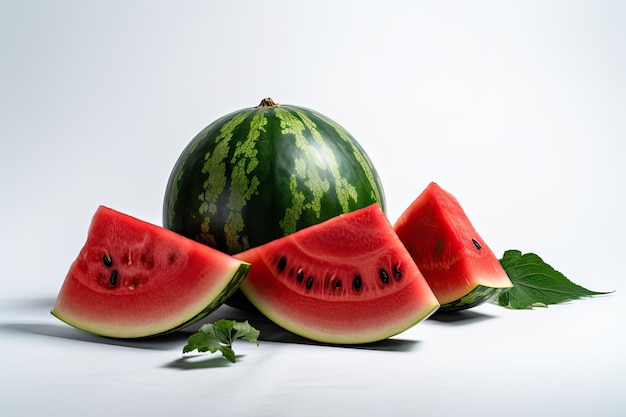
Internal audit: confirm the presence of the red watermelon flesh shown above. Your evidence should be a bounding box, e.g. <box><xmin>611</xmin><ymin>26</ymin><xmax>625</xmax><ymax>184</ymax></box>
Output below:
<box><xmin>51</xmin><ymin>206</ymin><xmax>250</xmax><ymax>338</ymax></box>
<box><xmin>234</xmin><ymin>203</ymin><xmax>440</xmax><ymax>344</ymax></box>
<box><xmin>393</xmin><ymin>182</ymin><xmax>512</xmax><ymax>311</ymax></box>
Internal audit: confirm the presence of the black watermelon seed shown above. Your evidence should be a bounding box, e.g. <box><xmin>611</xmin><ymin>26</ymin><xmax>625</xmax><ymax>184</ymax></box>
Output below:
<box><xmin>335</xmin><ymin>279</ymin><xmax>342</xmax><ymax>289</ymax></box>
<box><xmin>277</xmin><ymin>256</ymin><xmax>287</xmax><ymax>273</ymax></box>
<box><xmin>379</xmin><ymin>269</ymin><xmax>390</xmax><ymax>284</ymax></box>
<box><xmin>109</xmin><ymin>270</ymin><xmax>118</xmax><ymax>286</ymax></box>
<box><xmin>306</xmin><ymin>276</ymin><xmax>314</xmax><ymax>290</ymax></box>
<box><xmin>353</xmin><ymin>275</ymin><xmax>363</xmax><ymax>291</ymax></box>
<box><xmin>168</xmin><ymin>252</ymin><xmax>178</xmax><ymax>264</ymax></box>
<box><xmin>393</xmin><ymin>265</ymin><xmax>402</xmax><ymax>280</ymax></box>
<box><xmin>296</xmin><ymin>270</ymin><xmax>304</xmax><ymax>283</ymax></box>
<box><xmin>102</xmin><ymin>253</ymin><xmax>113</xmax><ymax>268</ymax></box>
<box><xmin>472</xmin><ymin>239</ymin><xmax>482</xmax><ymax>250</ymax></box>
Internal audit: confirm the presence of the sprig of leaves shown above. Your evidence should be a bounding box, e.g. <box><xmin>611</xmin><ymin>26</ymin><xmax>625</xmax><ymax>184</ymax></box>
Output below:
<box><xmin>183</xmin><ymin>319</ymin><xmax>260</xmax><ymax>363</ymax></box>
<box><xmin>497</xmin><ymin>249</ymin><xmax>612</xmax><ymax>309</ymax></box>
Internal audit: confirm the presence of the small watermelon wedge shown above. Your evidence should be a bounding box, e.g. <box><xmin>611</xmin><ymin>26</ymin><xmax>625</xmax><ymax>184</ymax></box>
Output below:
<box><xmin>393</xmin><ymin>182</ymin><xmax>513</xmax><ymax>312</ymax></box>
<box><xmin>51</xmin><ymin>206</ymin><xmax>250</xmax><ymax>338</ymax></box>
<box><xmin>234</xmin><ymin>203</ymin><xmax>440</xmax><ymax>344</ymax></box>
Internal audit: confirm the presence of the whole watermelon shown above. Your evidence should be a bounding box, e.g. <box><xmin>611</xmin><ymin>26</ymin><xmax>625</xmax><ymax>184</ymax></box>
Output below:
<box><xmin>163</xmin><ymin>98</ymin><xmax>386</xmax><ymax>255</ymax></box>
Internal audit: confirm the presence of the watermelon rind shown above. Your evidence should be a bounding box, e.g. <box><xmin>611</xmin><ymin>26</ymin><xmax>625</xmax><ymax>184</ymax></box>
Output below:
<box><xmin>438</xmin><ymin>285</ymin><xmax>510</xmax><ymax>312</ymax></box>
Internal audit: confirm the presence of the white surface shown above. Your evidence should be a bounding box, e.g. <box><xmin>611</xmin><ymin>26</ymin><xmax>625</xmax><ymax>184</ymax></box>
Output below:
<box><xmin>1</xmin><ymin>1</ymin><xmax>624</xmax><ymax>416</ymax></box>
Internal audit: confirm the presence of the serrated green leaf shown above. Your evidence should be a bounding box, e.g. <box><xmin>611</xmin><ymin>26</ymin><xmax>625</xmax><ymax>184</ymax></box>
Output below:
<box><xmin>182</xmin><ymin>319</ymin><xmax>260</xmax><ymax>363</ymax></box>
<box><xmin>183</xmin><ymin>328</ymin><xmax>220</xmax><ymax>354</ymax></box>
<box><xmin>233</xmin><ymin>320</ymin><xmax>260</xmax><ymax>345</ymax></box>
<box><xmin>498</xmin><ymin>250</ymin><xmax>612</xmax><ymax>309</ymax></box>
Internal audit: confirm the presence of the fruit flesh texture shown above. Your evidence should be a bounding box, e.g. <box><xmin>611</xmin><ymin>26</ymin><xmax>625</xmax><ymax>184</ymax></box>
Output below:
<box><xmin>51</xmin><ymin>206</ymin><xmax>250</xmax><ymax>338</ymax></box>
<box><xmin>234</xmin><ymin>204</ymin><xmax>440</xmax><ymax>344</ymax></box>
<box><xmin>393</xmin><ymin>182</ymin><xmax>512</xmax><ymax>309</ymax></box>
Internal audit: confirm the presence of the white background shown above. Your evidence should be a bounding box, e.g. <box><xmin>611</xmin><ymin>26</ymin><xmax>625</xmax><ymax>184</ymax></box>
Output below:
<box><xmin>1</xmin><ymin>1</ymin><xmax>624</xmax><ymax>416</ymax></box>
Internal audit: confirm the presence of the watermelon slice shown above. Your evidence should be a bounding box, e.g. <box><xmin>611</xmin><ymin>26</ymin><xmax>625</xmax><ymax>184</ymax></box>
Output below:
<box><xmin>51</xmin><ymin>206</ymin><xmax>250</xmax><ymax>338</ymax></box>
<box><xmin>393</xmin><ymin>182</ymin><xmax>513</xmax><ymax>311</ymax></box>
<box><xmin>233</xmin><ymin>203</ymin><xmax>440</xmax><ymax>344</ymax></box>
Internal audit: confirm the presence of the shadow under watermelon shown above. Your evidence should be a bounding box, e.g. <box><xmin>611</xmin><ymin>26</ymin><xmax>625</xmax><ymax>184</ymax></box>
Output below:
<box><xmin>3</xmin><ymin>297</ymin><xmax>420</xmax><ymax>352</ymax></box>
<box><xmin>427</xmin><ymin>309</ymin><xmax>496</xmax><ymax>325</ymax></box>
<box><xmin>1</xmin><ymin>321</ymin><xmax>189</xmax><ymax>350</ymax></box>
<box><xmin>190</xmin><ymin>305</ymin><xmax>422</xmax><ymax>352</ymax></box>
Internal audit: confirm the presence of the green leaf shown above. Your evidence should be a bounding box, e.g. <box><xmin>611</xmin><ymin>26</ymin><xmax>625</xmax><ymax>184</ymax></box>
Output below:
<box><xmin>233</xmin><ymin>320</ymin><xmax>261</xmax><ymax>345</ymax></box>
<box><xmin>182</xmin><ymin>329</ymin><xmax>220</xmax><ymax>354</ymax></box>
<box><xmin>213</xmin><ymin>319</ymin><xmax>236</xmax><ymax>342</ymax></box>
<box><xmin>182</xmin><ymin>319</ymin><xmax>260</xmax><ymax>363</ymax></box>
<box><xmin>498</xmin><ymin>250</ymin><xmax>612</xmax><ymax>309</ymax></box>
<box><xmin>220</xmin><ymin>346</ymin><xmax>236</xmax><ymax>364</ymax></box>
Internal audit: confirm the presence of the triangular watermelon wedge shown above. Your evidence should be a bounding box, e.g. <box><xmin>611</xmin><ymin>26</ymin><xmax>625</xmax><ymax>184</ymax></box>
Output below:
<box><xmin>394</xmin><ymin>182</ymin><xmax>513</xmax><ymax>311</ymax></box>
<box><xmin>234</xmin><ymin>203</ymin><xmax>440</xmax><ymax>344</ymax></box>
<box><xmin>51</xmin><ymin>206</ymin><xmax>250</xmax><ymax>338</ymax></box>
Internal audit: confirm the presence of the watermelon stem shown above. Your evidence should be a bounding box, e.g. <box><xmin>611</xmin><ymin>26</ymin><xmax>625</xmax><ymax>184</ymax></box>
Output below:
<box><xmin>256</xmin><ymin>97</ymin><xmax>280</xmax><ymax>108</ymax></box>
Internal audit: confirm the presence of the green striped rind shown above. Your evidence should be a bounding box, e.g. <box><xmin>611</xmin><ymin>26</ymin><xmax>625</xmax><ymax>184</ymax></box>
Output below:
<box><xmin>438</xmin><ymin>285</ymin><xmax>511</xmax><ymax>312</ymax></box>
<box><xmin>163</xmin><ymin>103</ymin><xmax>386</xmax><ymax>255</ymax></box>
<box><xmin>151</xmin><ymin>262</ymin><xmax>251</xmax><ymax>337</ymax></box>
